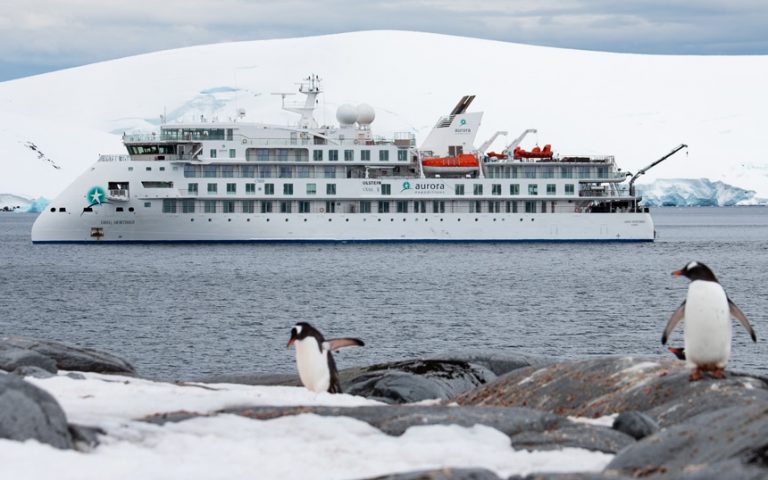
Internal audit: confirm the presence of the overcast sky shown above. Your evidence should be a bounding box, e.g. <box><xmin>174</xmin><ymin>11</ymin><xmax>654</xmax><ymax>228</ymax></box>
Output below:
<box><xmin>1</xmin><ymin>0</ymin><xmax>767</xmax><ymax>81</ymax></box>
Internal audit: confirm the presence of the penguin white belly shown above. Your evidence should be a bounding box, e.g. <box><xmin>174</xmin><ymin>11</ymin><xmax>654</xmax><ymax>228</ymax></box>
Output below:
<box><xmin>295</xmin><ymin>338</ymin><xmax>331</xmax><ymax>393</ymax></box>
<box><xmin>684</xmin><ymin>281</ymin><xmax>731</xmax><ymax>368</ymax></box>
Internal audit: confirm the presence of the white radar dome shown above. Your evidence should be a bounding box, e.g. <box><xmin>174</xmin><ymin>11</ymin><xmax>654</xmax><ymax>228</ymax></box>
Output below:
<box><xmin>356</xmin><ymin>103</ymin><xmax>376</xmax><ymax>125</ymax></box>
<box><xmin>336</xmin><ymin>104</ymin><xmax>357</xmax><ymax>126</ymax></box>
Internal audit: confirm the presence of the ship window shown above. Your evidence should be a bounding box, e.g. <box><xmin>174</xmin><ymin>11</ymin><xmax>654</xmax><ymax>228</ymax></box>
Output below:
<box><xmin>116</xmin><ymin>207</ymin><xmax>124</xmax><ymax>212</ymax></box>
<box><xmin>360</xmin><ymin>201</ymin><xmax>371</xmax><ymax>213</ymax></box>
<box><xmin>142</xmin><ymin>181</ymin><xmax>173</xmax><ymax>188</ymax></box>
<box><xmin>204</xmin><ymin>200</ymin><xmax>216</xmax><ymax>213</ymax></box>
<box><xmin>473</xmin><ymin>184</ymin><xmax>483</xmax><ymax>195</ymax></box>
<box><xmin>280</xmin><ymin>201</ymin><xmax>292</xmax><ymax>213</ymax></box>
<box><xmin>207</xmin><ymin>183</ymin><xmax>217</xmax><ymax>194</ymax></box>
<box><xmin>129</xmin><ymin>207</ymin><xmax>135</xmax><ymax>212</ymax></box>
<box><xmin>229</xmin><ymin>149</ymin><xmax>236</xmax><ymax>159</ymax></box>
<box><xmin>279</xmin><ymin>166</ymin><xmax>292</xmax><ymax>178</ymax></box>
<box><xmin>242</xmin><ymin>165</ymin><xmax>256</xmax><ymax>178</ymax></box>
<box><xmin>182</xmin><ymin>199</ymin><xmax>195</xmax><ymax>213</ymax></box>
<box><xmin>579</xmin><ymin>166</ymin><xmax>591</xmax><ymax>177</ymax></box>
<box><xmin>397</xmin><ymin>150</ymin><xmax>408</xmax><ymax>162</ymax></box>
<box><xmin>259</xmin><ymin>165</ymin><xmax>273</xmax><ymax>178</ymax></box>
<box><xmin>144</xmin><ymin>202</ymin><xmax>151</xmax><ymax>208</ymax></box>
<box><xmin>541</xmin><ymin>201</ymin><xmax>547</xmax><ymax>213</ymax></box>
<box><xmin>455</xmin><ymin>184</ymin><xmax>465</xmax><ymax>196</ymax></box>
<box><xmin>492</xmin><ymin>184</ymin><xmax>501</xmax><ymax>195</ymax></box>
<box><xmin>254</xmin><ymin>149</ymin><xmax>269</xmax><ymax>161</ymax></box>
<box><xmin>379</xmin><ymin>150</ymin><xmax>389</xmax><ymax>161</ymax></box>
<box><xmin>511</xmin><ymin>201</ymin><xmax>518</xmax><ymax>213</ymax></box>
<box><xmin>227</xmin><ymin>129</ymin><xmax>233</xmax><ymax>141</ymax></box>
<box><xmin>261</xmin><ymin>201</ymin><xmax>273</xmax><ymax>213</ymax></box>
<box><xmin>525</xmin><ymin>201</ymin><xmax>536</xmax><ymax>213</ymax></box>
<box><xmin>344</xmin><ymin>150</ymin><xmax>354</xmax><ymax>161</ymax></box>
<box><xmin>547</xmin><ymin>184</ymin><xmax>556</xmax><ymax>195</ymax></box>
<box><xmin>561</xmin><ymin>167</ymin><xmax>573</xmax><ymax>178</ymax></box>
<box><xmin>203</xmin><ymin>165</ymin><xmax>217</xmax><ymax>178</ymax></box>
<box><xmin>307</xmin><ymin>183</ymin><xmax>316</xmax><ymax>195</ymax></box>
<box><xmin>226</xmin><ymin>183</ymin><xmax>236</xmax><ymax>194</ymax></box>
<box><xmin>326</xmin><ymin>183</ymin><xmax>336</xmax><ymax>195</ymax></box>
<box><xmin>298</xmin><ymin>201</ymin><xmax>311</xmax><ymax>213</ymax></box>
<box><xmin>146</xmin><ymin>167</ymin><xmax>152</xmax><ymax>171</ymax></box>
<box><xmin>162</xmin><ymin>199</ymin><xmax>177</xmax><ymax>213</ymax></box>
<box><xmin>83</xmin><ymin>207</ymin><xmax>93</xmax><ymax>213</ymax></box>
<box><xmin>565</xmin><ymin>184</ymin><xmax>575</xmax><ymax>195</ymax></box>
<box><xmin>277</xmin><ymin>149</ymin><xmax>289</xmax><ymax>161</ymax></box>
<box><xmin>378</xmin><ymin>201</ymin><xmax>390</xmax><ymax>213</ymax></box>
<box><xmin>324</xmin><ymin>201</ymin><xmax>335</xmax><ymax>213</ymax></box>
<box><xmin>184</xmin><ymin>166</ymin><xmax>198</xmax><ymax>178</ymax></box>
<box><xmin>361</xmin><ymin>150</ymin><xmax>371</xmax><ymax>161</ymax></box>
<box><xmin>283</xmin><ymin>184</ymin><xmax>294</xmax><ymax>195</ymax></box>
<box><xmin>489</xmin><ymin>201</ymin><xmax>501</xmax><ymax>213</ymax></box>
<box><xmin>222</xmin><ymin>166</ymin><xmax>234</xmax><ymax>178</ymax></box>
<box><xmin>297</xmin><ymin>166</ymin><xmax>310</xmax><ymax>178</ymax></box>
<box><xmin>528</xmin><ymin>184</ymin><xmax>538</xmax><ymax>195</ymax></box>
<box><xmin>128</xmin><ymin>167</ymin><xmax>134</xmax><ymax>171</ymax></box>
<box><xmin>324</xmin><ymin>166</ymin><xmax>336</xmax><ymax>178</ymax></box>
<box><xmin>159</xmin><ymin>167</ymin><xmax>165</xmax><ymax>172</ymax></box>
<box><xmin>265</xmin><ymin>183</ymin><xmax>275</xmax><ymax>195</ymax></box>
<box><xmin>243</xmin><ymin>200</ymin><xmax>255</xmax><ymax>213</ymax></box>
<box><xmin>413</xmin><ymin>201</ymin><xmax>426</xmax><ymax>213</ymax></box>
<box><xmin>510</xmin><ymin>184</ymin><xmax>520</xmax><ymax>195</ymax></box>
<box><xmin>543</xmin><ymin>167</ymin><xmax>554</xmax><ymax>179</ymax></box>
<box><xmin>223</xmin><ymin>201</ymin><xmax>235</xmax><ymax>213</ymax></box>
<box><xmin>313</xmin><ymin>150</ymin><xmax>323</xmax><ymax>161</ymax></box>
<box><xmin>246</xmin><ymin>183</ymin><xmax>256</xmax><ymax>194</ymax></box>
<box><xmin>396</xmin><ymin>201</ymin><xmax>408</xmax><ymax>213</ymax></box>
<box><xmin>381</xmin><ymin>184</ymin><xmax>391</xmax><ymax>196</ymax></box>
<box><xmin>432</xmin><ymin>201</ymin><xmax>445</xmax><ymax>213</ymax></box>
<box><xmin>210</xmin><ymin>149</ymin><xmax>217</xmax><ymax>158</ymax></box>
<box><xmin>329</xmin><ymin>150</ymin><xmax>339</xmax><ymax>161</ymax></box>
<box><xmin>58</xmin><ymin>207</ymin><xmax>66</xmax><ymax>212</ymax></box>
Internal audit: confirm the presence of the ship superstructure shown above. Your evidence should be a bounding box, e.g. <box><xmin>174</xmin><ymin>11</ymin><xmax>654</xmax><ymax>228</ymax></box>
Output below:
<box><xmin>32</xmin><ymin>75</ymin><xmax>660</xmax><ymax>243</ymax></box>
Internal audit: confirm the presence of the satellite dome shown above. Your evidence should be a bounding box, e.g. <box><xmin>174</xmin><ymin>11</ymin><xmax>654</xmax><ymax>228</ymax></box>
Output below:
<box><xmin>356</xmin><ymin>103</ymin><xmax>375</xmax><ymax>125</ymax></box>
<box><xmin>336</xmin><ymin>104</ymin><xmax>357</xmax><ymax>126</ymax></box>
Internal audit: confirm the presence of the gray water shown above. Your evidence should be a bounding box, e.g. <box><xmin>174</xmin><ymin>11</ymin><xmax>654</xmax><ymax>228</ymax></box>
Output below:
<box><xmin>2</xmin><ymin>207</ymin><xmax>767</xmax><ymax>380</ymax></box>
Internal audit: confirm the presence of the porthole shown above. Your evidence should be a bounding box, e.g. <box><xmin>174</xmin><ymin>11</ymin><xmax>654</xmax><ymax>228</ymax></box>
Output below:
<box><xmin>520</xmin><ymin>218</ymin><xmax>523</xmax><ymax>222</ymax></box>
<box><xmin>247</xmin><ymin>218</ymin><xmax>250</xmax><ymax>222</ymax></box>
<box><xmin>285</xmin><ymin>218</ymin><xmax>289</xmax><ymax>222</ymax></box>
<box><xmin>129</xmin><ymin>207</ymin><xmax>135</xmax><ymax>212</ymax></box>
<box><xmin>49</xmin><ymin>208</ymin><xmax>55</xmax><ymax>213</ymax></box>
<box><xmin>402</xmin><ymin>218</ymin><xmax>406</xmax><ymax>222</ymax></box>
<box><xmin>440</xmin><ymin>218</ymin><xmax>443</xmax><ymax>222</ymax></box>
<box><xmin>474</xmin><ymin>218</ymin><xmax>478</xmax><ymax>222</ymax></box>
<box><xmin>457</xmin><ymin>218</ymin><xmax>461</xmax><ymax>222</ymax></box>
<box><xmin>266</xmin><ymin>218</ymin><xmax>270</xmax><ymax>222</ymax></box>
<box><xmin>378</xmin><ymin>219</ymin><xmax>381</xmax><ymax>222</ymax></box>
<box><xmin>304</xmin><ymin>218</ymin><xmax>307</xmax><ymax>222</ymax></box>
<box><xmin>346</xmin><ymin>218</ymin><xmax>349</xmax><ymax>222</ymax></box>
<box><xmin>191</xmin><ymin>218</ymin><xmax>194</xmax><ymax>222</ymax></box>
<box><xmin>208</xmin><ymin>218</ymin><xmax>212</xmax><ymax>222</ymax></box>
<box><xmin>328</xmin><ymin>218</ymin><xmax>332</xmax><ymax>222</ymax></box>
<box><xmin>228</xmin><ymin>218</ymin><xmax>232</xmax><ymax>222</ymax></box>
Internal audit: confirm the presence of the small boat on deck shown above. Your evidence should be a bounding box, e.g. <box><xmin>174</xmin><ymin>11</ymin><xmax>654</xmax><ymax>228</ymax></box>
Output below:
<box><xmin>421</xmin><ymin>153</ymin><xmax>479</xmax><ymax>174</ymax></box>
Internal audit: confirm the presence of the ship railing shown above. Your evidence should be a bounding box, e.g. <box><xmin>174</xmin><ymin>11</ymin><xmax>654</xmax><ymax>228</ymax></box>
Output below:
<box><xmin>98</xmin><ymin>154</ymin><xmax>131</xmax><ymax>162</ymax></box>
<box><xmin>238</xmin><ymin>137</ymin><xmax>399</xmax><ymax>147</ymax></box>
<box><xmin>107</xmin><ymin>189</ymin><xmax>130</xmax><ymax>201</ymax></box>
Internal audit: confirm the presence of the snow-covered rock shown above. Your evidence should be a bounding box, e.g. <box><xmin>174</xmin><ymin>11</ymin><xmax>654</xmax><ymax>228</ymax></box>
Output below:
<box><xmin>636</xmin><ymin>178</ymin><xmax>762</xmax><ymax>206</ymax></box>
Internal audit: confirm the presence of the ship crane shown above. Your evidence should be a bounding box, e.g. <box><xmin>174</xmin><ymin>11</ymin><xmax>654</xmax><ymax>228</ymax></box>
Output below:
<box><xmin>628</xmin><ymin>143</ymin><xmax>688</xmax><ymax>198</ymax></box>
<box><xmin>476</xmin><ymin>131</ymin><xmax>508</xmax><ymax>154</ymax></box>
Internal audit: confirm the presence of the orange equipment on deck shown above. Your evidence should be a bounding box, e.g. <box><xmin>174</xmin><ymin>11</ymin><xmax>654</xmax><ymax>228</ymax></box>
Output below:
<box><xmin>422</xmin><ymin>153</ymin><xmax>480</xmax><ymax>168</ymax></box>
<box><xmin>513</xmin><ymin>144</ymin><xmax>553</xmax><ymax>159</ymax></box>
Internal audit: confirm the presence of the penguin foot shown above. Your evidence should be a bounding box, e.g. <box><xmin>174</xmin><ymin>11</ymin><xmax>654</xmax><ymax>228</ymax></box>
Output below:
<box><xmin>689</xmin><ymin>368</ymin><xmax>703</xmax><ymax>382</ymax></box>
<box><xmin>711</xmin><ymin>368</ymin><xmax>726</xmax><ymax>379</ymax></box>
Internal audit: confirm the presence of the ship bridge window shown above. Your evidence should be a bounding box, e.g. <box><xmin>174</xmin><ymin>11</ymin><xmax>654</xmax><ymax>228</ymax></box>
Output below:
<box><xmin>510</xmin><ymin>184</ymin><xmax>520</xmax><ymax>195</ymax></box>
<box><xmin>379</xmin><ymin>150</ymin><xmax>389</xmax><ymax>161</ymax></box>
<box><xmin>128</xmin><ymin>145</ymin><xmax>174</xmax><ymax>155</ymax></box>
<box><xmin>528</xmin><ymin>184</ymin><xmax>538</xmax><ymax>195</ymax></box>
<box><xmin>397</xmin><ymin>150</ymin><xmax>408</xmax><ymax>162</ymax></box>
<box><xmin>142</xmin><ymin>181</ymin><xmax>173</xmax><ymax>188</ymax></box>
<box><xmin>361</xmin><ymin>150</ymin><xmax>371</xmax><ymax>161</ymax></box>
<box><xmin>473</xmin><ymin>184</ymin><xmax>483</xmax><ymax>195</ymax></box>
<box><xmin>329</xmin><ymin>150</ymin><xmax>339</xmax><ymax>161</ymax></box>
<box><xmin>313</xmin><ymin>150</ymin><xmax>323</xmax><ymax>161</ymax></box>
<box><xmin>547</xmin><ymin>184</ymin><xmax>556</xmax><ymax>195</ymax></box>
<box><xmin>344</xmin><ymin>150</ymin><xmax>354</xmax><ymax>161</ymax></box>
<box><xmin>492</xmin><ymin>184</ymin><xmax>501</xmax><ymax>195</ymax></box>
<box><xmin>565</xmin><ymin>184</ymin><xmax>575</xmax><ymax>195</ymax></box>
<box><xmin>455</xmin><ymin>184</ymin><xmax>465</xmax><ymax>195</ymax></box>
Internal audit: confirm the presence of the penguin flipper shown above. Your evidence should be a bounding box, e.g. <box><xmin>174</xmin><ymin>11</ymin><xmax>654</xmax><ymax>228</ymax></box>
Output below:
<box><xmin>324</xmin><ymin>338</ymin><xmax>365</xmax><ymax>351</ymax></box>
<box><xmin>728</xmin><ymin>298</ymin><xmax>757</xmax><ymax>342</ymax></box>
<box><xmin>662</xmin><ymin>300</ymin><xmax>686</xmax><ymax>345</ymax></box>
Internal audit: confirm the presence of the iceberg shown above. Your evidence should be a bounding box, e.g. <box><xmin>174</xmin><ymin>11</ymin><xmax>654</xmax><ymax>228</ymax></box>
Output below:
<box><xmin>636</xmin><ymin>178</ymin><xmax>763</xmax><ymax>207</ymax></box>
<box><xmin>0</xmin><ymin>193</ymin><xmax>50</xmax><ymax>213</ymax></box>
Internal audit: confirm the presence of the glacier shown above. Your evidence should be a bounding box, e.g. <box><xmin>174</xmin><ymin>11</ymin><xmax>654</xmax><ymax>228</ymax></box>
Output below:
<box><xmin>635</xmin><ymin>178</ymin><xmax>764</xmax><ymax>207</ymax></box>
<box><xmin>0</xmin><ymin>193</ymin><xmax>50</xmax><ymax>213</ymax></box>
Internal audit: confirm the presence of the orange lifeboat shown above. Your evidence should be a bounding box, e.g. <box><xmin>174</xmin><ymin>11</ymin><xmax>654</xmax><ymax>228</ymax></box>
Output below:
<box><xmin>513</xmin><ymin>144</ymin><xmax>553</xmax><ymax>159</ymax></box>
<box><xmin>422</xmin><ymin>153</ymin><xmax>479</xmax><ymax>173</ymax></box>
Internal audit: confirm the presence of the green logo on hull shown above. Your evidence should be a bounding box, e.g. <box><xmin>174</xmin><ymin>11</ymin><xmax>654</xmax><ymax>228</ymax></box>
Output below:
<box><xmin>86</xmin><ymin>186</ymin><xmax>107</xmax><ymax>206</ymax></box>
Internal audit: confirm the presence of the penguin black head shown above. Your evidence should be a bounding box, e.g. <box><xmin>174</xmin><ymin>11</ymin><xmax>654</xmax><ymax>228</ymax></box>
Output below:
<box><xmin>287</xmin><ymin>322</ymin><xmax>324</xmax><ymax>348</ymax></box>
<box><xmin>672</xmin><ymin>261</ymin><xmax>718</xmax><ymax>283</ymax></box>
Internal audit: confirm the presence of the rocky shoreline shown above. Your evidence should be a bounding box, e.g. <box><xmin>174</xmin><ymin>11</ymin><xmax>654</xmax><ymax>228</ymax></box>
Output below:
<box><xmin>2</xmin><ymin>335</ymin><xmax>767</xmax><ymax>479</ymax></box>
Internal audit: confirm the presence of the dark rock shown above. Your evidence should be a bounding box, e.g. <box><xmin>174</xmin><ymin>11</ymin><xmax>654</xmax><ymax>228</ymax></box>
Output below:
<box><xmin>12</xmin><ymin>365</ymin><xmax>56</xmax><ymax>379</ymax></box>
<box><xmin>1</xmin><ymin>336</ymin><xmax>135</xmax><ymax>374</ymax></box>
<box><xmin>367</xmin><ymin>468</ymin><xmax>503</xmax><ymax>479</ymax></box>
<box><xmin>0</xmin><ymin>374</ymin><xmax>72</xmax><ymax>449</ymax></box>
<box><xmin>606</xmin><ymin>401</ymin><xmax>768</xmax><ymax>478</ymax></box>
<box><xmin>0</xmin><ymin>343</ymin><xmax>58</xmax><ymax>373</ymax></box>
<box><xmin>509</xmin><ymin>474</ymin><xmax>632</xmax><ymax>480</ymax></box>
<box><xmin>666</xmin><ymin>458</ymin><xmax>767</xmax><ymax>480</ymax></box>
<box><xmin>68</xmin><ymin>423</ymin><xmax>104</xmax><ymax>449</ymax></box>
<box><xmin>427</xmin><ymin>352</ymin><xmax>554</xmax><ymax>377</ymax></box>
<box><xmin>612</xmin><ymin>411</ymin><xmax>659</xmax><ymax>440</ymax></box>
<box><xmin>509</xmin><ymin>423</ymin><xmax>634</xmax><ymax>454</ymax></box>
<box><xmin>343</xmin><ymin>359</ymin><xmax>496</xmax><ymax>403</ymax></box>
<box><xmin>456</xmin><ymin>356</ymin><xmax>768</xmax><ymax>426</ymax></box>
<box><xmin>65</xmin><ymin>372</ymin><xmax>86</xmax><ymax>380</ymax></box>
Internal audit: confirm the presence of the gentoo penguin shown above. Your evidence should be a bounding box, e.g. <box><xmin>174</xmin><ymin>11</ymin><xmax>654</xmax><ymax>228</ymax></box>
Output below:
<box><xmin>287</xmin><ymin>322</ymin><xmax>364</xmax><ymax>393</ymax></box>
<box><xmin>662</xmin><ymin>261</ymin><xmax>757</xmax><ymax>381</ymax></box>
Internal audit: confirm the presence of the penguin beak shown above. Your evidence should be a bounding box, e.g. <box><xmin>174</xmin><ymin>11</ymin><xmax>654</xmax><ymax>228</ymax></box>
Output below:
<box><xmin>287</xmin><ymin>335</ymin><xmax>297</xmax><ymax>348</ymax></box>
<box><xmin>671</xmin><ymin>270</ymin><xmax>683</xmax><ymax>277</ymax></box>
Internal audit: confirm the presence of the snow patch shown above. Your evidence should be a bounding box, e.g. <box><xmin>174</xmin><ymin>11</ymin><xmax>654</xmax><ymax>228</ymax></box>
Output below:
<box><xmin>568</xmin><ymin>414</ymin><xmax>618</xmax><ymax>427</ymax></box>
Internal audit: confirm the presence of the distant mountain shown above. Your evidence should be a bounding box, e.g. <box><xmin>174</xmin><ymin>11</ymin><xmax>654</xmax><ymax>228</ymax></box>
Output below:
<box><xmin>0</xmin><ymin>31</ymin><xmax>766</xmax><ymax>200</ymax></box>
<box><xmin>0</xmin><ymin>193</ymin><xmax>50</xmax><ymax>213</ymax></box>
<box><xmin>636</xmin><ymin>179</ymin><xmax>763</xmax><ymax>206</ymax></box>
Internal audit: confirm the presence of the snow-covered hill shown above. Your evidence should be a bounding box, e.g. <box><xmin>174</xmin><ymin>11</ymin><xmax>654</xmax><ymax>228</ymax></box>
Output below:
<box><xmin>636</xmin><ymin>178</ymin><xmax>762</xmax><ymax>206</ymax></box>
<box><xmin>0</xmin><ymin>31</ymin><xmax>766</xmax><ymax>199</ymax></box>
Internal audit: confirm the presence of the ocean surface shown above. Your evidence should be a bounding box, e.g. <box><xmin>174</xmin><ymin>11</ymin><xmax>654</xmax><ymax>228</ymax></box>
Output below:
<box><xmin>2</xmin><ymin>207</ymin><xmax>767</xmax><ymax>380</ymax></box>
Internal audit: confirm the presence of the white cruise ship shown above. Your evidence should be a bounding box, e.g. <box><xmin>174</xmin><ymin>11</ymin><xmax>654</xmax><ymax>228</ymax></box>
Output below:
<box><xmin>32</xmin><ymin>75</ymin><xmax>659</xmax><ymax>243</ymax></box>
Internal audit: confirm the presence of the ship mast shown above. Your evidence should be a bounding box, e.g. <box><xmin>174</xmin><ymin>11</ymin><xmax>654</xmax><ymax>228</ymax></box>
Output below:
<box><xmin>277</xmin><ymin>74</ymin><xmax>322</xmax><ymax>129</ymax></box>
